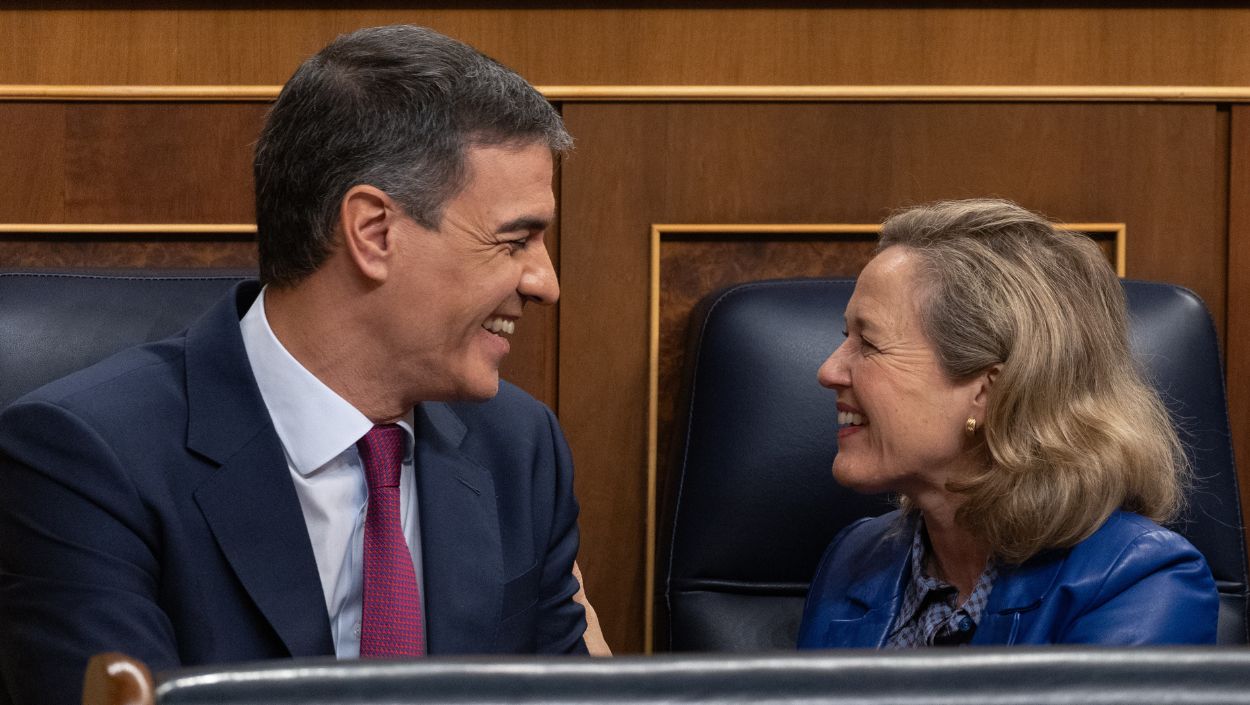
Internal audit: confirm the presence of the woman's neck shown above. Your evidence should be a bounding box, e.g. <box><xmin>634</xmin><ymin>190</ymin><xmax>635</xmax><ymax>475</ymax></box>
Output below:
<box><xmin>917</xmin><ymin>498</ymin><xmax>991</xmax><ymax>602</ymax></box>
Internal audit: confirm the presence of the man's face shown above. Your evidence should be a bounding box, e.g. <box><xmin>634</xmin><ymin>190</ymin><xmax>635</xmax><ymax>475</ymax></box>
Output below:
<box><xmin>386</xmin><ymin>141</ymin><xmax>559</xmax><ymax>402</ymax></box>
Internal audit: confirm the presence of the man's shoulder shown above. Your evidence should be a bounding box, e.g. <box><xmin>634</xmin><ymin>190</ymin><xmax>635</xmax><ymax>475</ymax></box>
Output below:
<box><xmin>5</xmin><ymin>336</ymin><xmax>190</xmax><ymax>423</ymax></box>
<box><xmin>0</xmin><ymin>334</ymin><xmax>204</xmax><ymax>495</ymax></box>
<box><xmin>3</xmin><ymin>280</ymin><xmax>253</xmax><ymax>423</ymax></box>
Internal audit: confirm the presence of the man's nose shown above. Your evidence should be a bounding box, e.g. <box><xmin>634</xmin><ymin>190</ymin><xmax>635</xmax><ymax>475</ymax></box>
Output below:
<box><xmin>520</xmin><ymin>244</ymin><xmax>560</xmax><ymax>305</ymax></box>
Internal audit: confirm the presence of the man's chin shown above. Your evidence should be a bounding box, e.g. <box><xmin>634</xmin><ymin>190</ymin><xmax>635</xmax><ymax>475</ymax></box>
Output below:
<box><xmin>459</xmin><ymin>374</ymin><xmax>501</xmax><ymax>402</ymax></box>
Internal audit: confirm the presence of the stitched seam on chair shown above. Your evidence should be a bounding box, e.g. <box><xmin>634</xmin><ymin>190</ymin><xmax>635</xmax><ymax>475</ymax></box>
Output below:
<box><xmin>665</xmin><ymin>277</ymin><xmax>850</xmax><ymax>649</ymax></box>
<box><xmin>0</xmin><ymin>272</ymin><xmax>250</xmax><ymax>283</ymax></box>
<box><xmin>670</xmin><ymin>579</ymin><xmax>810</xmax><ymax>594</ymax></box>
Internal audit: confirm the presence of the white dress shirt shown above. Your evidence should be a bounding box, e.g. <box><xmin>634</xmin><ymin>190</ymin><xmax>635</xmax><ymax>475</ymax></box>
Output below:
<box><xmin>239</xmin><ymin>288</ymin><xmax>425</xmax><ymax>658</ymax></box>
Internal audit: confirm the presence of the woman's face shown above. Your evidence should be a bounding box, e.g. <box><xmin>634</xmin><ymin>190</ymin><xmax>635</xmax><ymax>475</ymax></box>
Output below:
<box><xmin>817</xmin><ymin>247</ymin><xmax>989</xmax><ymax>501</ymax></box>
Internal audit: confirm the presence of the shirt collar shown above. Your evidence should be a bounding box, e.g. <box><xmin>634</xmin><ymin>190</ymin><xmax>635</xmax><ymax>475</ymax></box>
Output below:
<box><xmin>239</xmin><ymin>287</ymin><xmax>413</xmax><ymax>475</ymax></box>
<box><xmin>896</xmin><ymin>517</ymin><xmax>998</xmax><ymax>632</ymax></box>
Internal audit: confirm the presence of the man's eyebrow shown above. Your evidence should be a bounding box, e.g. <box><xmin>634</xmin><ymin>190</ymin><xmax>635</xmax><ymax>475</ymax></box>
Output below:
<box><xmin>496</xmin><ymin>216</ymin><xmax>551</xmax><ymax>234</ymax></box>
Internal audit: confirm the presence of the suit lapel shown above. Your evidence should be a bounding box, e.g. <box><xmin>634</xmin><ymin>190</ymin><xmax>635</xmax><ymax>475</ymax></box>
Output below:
<box><xmin>414</xmin><ymin>402</ymin><xmax>503</xmax><ymax>654</ymax></box>
<box><xmin>185</xmin><ymin>282</ymin><xmax>334</xmax><ymax>658</ymax></box>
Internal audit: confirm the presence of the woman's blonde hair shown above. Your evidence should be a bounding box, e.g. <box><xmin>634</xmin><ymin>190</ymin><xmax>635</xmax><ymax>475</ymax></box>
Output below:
<box><xmin>879</xmin><ymin>198</ymin><xmax>1189</xmax><ymax>563</ymax></box>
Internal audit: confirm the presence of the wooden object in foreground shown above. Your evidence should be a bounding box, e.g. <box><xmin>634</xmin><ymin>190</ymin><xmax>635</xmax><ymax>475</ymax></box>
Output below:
<box><xmin>81</xmin><ymin>652</ymin><xmax>154</xmax><ymax>705</ymax></box>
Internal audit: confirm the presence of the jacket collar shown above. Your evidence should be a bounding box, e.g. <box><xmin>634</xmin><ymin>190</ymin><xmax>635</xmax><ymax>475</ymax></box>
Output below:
<box><xmin>837</xmin><ymin>512</ymin><xmax>1067</xmax><ymax>647</ymax></box>
<box><xmin>185</xmin><ymin>281</ymin><xmax>271</xmax><ymax>463</ymax></box>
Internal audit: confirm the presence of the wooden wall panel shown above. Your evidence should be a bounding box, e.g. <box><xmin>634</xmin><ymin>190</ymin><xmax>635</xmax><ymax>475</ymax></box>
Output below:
<box><xmin>0</xmin><ymin>103</ymin><xmax>265</xmax><ymax>223</ymax></box>
<box><xmin>560</xmin><ymin>101</ymin><xmax>1225</xmax><ymax>653</ymax></box>
<box><xmin>3</xmin><ymin>6</ymin><xmax>1250</xmax><ymax>87</ymax></box>
<box><xmin>0</xmin><ymin>104</ymin><xmax>66</xmax><ymax>219</ymax></box>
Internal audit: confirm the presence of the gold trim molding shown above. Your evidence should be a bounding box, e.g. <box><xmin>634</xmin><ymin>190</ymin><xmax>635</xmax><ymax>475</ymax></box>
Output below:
<box><xmin>645</xmin><ymin>221</ymin><xmax>1124</xmax><ymax>652</ymax></box>
<box><xmin>0</xmin><ymin>224</ymin><xmax>257</xmax><ymax>235</ymax></box>
<box><xmin>3</xmin><ymin>84</ymin><xmax>1250</xmax><ymax>103</ymax></box>
<box><xmin>549</xmin><ymin>85</ymin><xmax>1250</xmax><ymax>103</ymax></box>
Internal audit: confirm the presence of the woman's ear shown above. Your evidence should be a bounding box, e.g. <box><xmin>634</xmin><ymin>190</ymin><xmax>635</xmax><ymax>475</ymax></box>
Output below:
<box><xmin>970</xmin><ymin>363</ymin><xmax>1003</xmax><ymax>417</ymax></box>
<box><xmin>338</xmin><ymin>184</ymin><xmax>399</xmax><ymax>283</ymax></box>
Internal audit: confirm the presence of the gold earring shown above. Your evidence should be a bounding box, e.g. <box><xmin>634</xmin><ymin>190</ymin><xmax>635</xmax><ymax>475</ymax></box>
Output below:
<box><xmin>966</xmin><ymin>417</ymin><xmax>978</xmax><ymax>436</ymax></box>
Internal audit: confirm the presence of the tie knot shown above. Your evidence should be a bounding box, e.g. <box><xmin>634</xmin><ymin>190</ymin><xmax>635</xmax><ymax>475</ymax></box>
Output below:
<box><xmin>357</xmin><ymin>424</ymin><xmax>406</xmax><ymax>490</ymax></box>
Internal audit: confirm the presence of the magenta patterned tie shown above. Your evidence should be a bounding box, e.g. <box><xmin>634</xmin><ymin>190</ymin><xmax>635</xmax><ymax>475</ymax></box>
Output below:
<box><xmin>356</xmin><ymin>424</ymin><xmax>426</xmax><ymax>657</ymax></box>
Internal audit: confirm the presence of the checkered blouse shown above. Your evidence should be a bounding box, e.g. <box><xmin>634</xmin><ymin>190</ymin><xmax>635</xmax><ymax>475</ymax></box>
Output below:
<box><xmin>885</xmin><ymin>521</ymin><xmax>998</xmax><ymax>648</ymax></box>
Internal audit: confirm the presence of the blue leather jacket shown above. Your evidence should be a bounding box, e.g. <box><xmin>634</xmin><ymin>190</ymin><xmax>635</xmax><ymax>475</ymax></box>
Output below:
<box><xmin>797</xmin><ymin>510</ymin><xmax>1218</xmax><ymax>647</ymax></box>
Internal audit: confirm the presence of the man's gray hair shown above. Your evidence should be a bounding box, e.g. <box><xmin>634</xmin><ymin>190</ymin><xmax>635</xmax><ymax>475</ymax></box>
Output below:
<box><xmin>253</xmin><ymin>24</ymin><xmax>572</xmax><ymax>287</ymax></box>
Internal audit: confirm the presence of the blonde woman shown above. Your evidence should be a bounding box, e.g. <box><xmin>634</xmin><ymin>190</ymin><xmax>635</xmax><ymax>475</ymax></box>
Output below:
<box><xmin>797</xmin><ymin>199</ymin><xmax>1217</xmax><ymax>647</ymax></box>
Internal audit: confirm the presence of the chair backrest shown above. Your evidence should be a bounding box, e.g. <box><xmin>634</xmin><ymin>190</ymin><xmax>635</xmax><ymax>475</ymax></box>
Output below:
<box><xmin>0</xmin><ymin>270</ymin><xmax>251</xmax><ymax>409</ymax></box>
<box><xmin>658</xmin><ymin>278</ymin><xmax>1248</xmax><ymax>650</ymax></box>
<box><xmin>83</xmin><ymin>648</ymin><xmax>1250</xmax><ymax>705</ymax></box>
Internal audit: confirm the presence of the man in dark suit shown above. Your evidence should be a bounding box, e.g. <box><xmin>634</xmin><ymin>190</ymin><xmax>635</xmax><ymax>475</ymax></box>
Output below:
<box><xmin>0</xmin><ymin>25</ymin><xmax>593</xmax><ymax>705</ymax></box>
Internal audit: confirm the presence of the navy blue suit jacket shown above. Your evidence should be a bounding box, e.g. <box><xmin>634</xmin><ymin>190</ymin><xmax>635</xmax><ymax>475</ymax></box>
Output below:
<box><xmin>0</xmin><ymin>282</ymin><xmax>587</xmax><ymax>705</ymax></box>
<box><xmin>797</xmin><ymin>510</ymin><xmax>1218</xmax><ymax>648</ymax></box>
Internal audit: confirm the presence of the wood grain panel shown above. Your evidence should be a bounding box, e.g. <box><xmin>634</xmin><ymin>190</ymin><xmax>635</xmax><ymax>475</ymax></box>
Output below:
<box><xmin>63</xmin><ymin>104</ymin><xmax>265</xmax><ymax>224</ymax></box>
<box><xmin>1227</xmin><ymin>106</ymin><xmax>1250</xmax><ymax>553</ymax></box>
<box><xmin>4</xmin><ymin>6</ymin><xmax>1250</xmax><ymax>86</ymax></box>
<box><xmin>0</xmin><ymin>102</ymin><xmax>264</xmax><ymax>223</ymax></box>
<box><xmin>560</xmin><ymin>101</ymin><xmax>1223</xmax><ymax>653</ymax></box>
<box><xmin>0</xmin><ymin>103</ymin><xmax>67</xmax><ymax>222</ymax></box>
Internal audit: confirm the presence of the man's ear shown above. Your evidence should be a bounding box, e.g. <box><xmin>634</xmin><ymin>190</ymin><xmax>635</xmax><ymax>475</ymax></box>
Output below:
<box><xmin>339</xmin><ymin>184</ymin><xmax>399</xmax><ymax>283</ymax></box>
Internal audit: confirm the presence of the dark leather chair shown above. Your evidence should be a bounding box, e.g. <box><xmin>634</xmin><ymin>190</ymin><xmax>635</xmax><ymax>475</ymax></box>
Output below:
<box><xmin>658</xmin><ymin>278</ymin><xmax>1248</xmax><ymax>650</ymax></box>
<box><xmin>83</xmin><ymin>648</ymin><xmax>1250</xmax><ymax>705</ymax></box>
<box><xmin>0</xmin><ymin>270</ymin><xmax>252</xmax><ymax>409</ymax></box>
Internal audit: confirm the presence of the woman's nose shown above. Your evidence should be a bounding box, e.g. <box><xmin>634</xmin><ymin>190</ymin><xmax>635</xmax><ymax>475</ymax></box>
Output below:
<box><xmin>817</xmin><ymin>341</ymin><xmax>850</xmax><ymax>390</ymax></box>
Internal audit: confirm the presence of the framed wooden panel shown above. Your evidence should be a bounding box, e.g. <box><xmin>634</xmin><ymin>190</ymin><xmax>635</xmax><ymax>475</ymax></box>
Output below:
<box><xmin>0</xmin><ymin>102</ymin><xmax>266</xmax><ymax>224</ymax></box>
